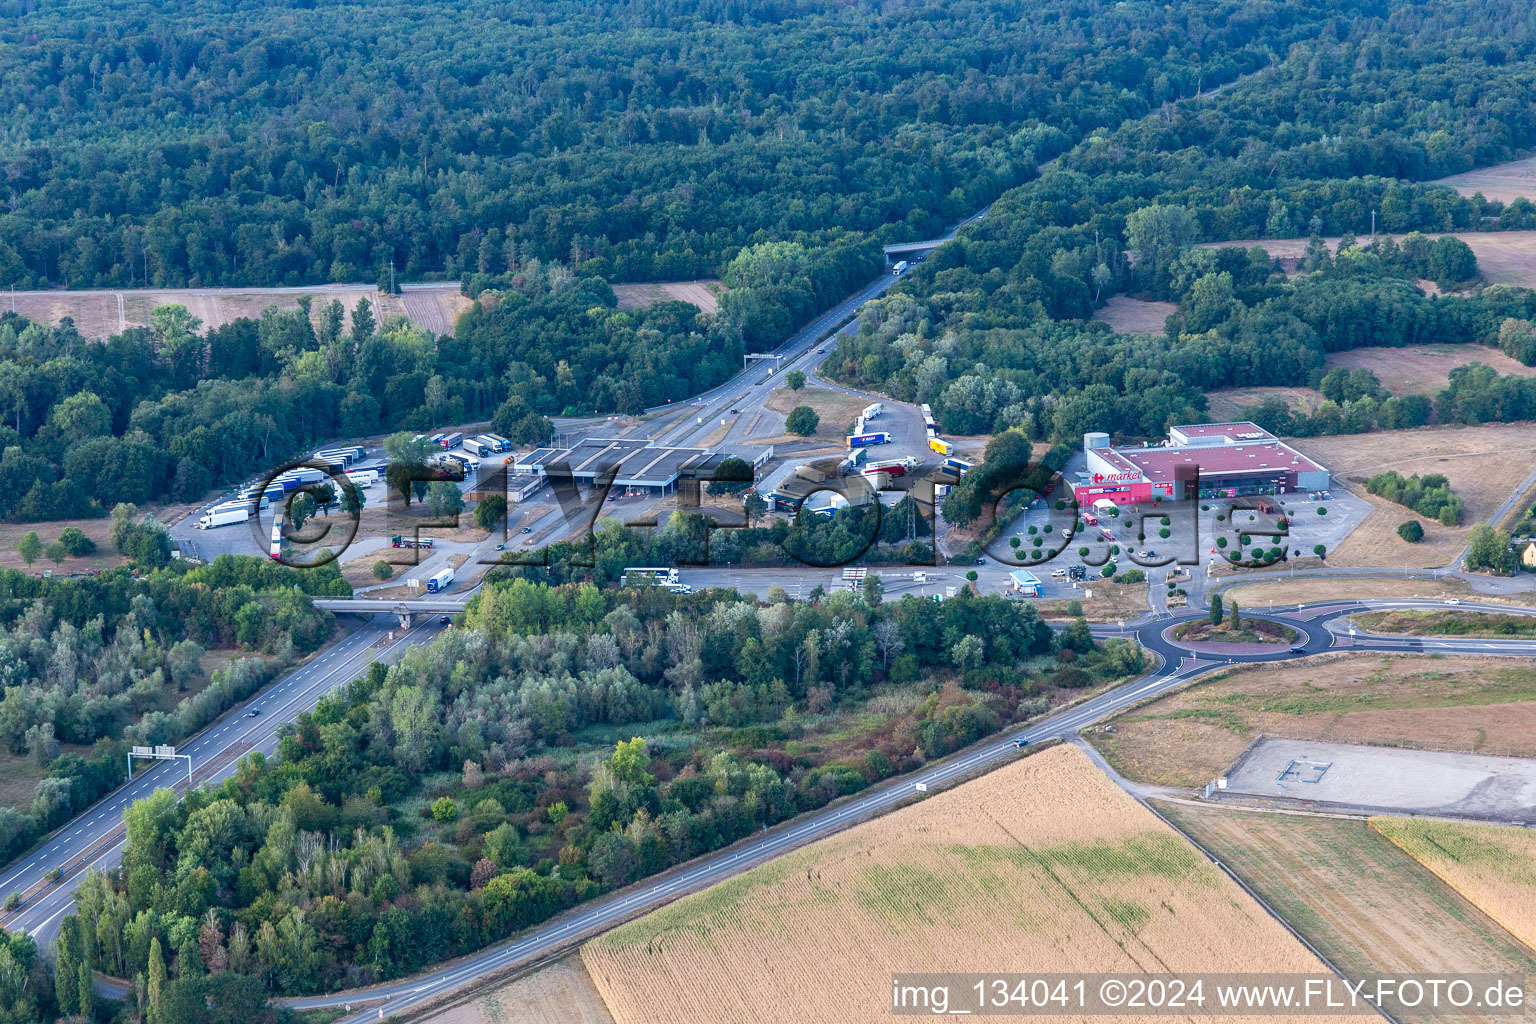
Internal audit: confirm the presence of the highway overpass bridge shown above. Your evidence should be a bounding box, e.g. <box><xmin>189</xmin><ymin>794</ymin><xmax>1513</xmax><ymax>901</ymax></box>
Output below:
<box><xmin>314</xmin><ymin>595</ymin><xmax>471</xmax><ymax>627</ymax></box>
<box><xmin>882</xmin><ymin>239</ymin><xmax>946</xmax><ymax>263</ymax></box>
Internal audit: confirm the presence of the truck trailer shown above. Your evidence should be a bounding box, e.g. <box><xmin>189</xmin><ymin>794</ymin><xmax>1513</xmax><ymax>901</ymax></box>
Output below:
<box><xmin>463</xmin><ymin>438</ymin><xmax>492</xmax><ymax>458</ymax></box>
<box><xmin>427</xmin><ymin>566</ymin><xmax>455</xmax><ymax>593</ymax></box>
<box><xmin>846</xmin><ymin>432</ymin><xmax>891</xmax><ymax>448</ymax></box>
<box><xmin>197</xmin><ymin>506</ymin><xmax>250</xmax><ymax>529</ymax></box>
<box><xmin>892</xmin><ymin>261</ymin><xmax>909</xmax><ymax>276</ymax></box>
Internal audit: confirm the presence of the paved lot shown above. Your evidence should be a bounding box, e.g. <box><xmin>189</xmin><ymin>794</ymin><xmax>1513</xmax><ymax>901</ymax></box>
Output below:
<box><xmin>1222</xmin><ymin>738</ymin><xmax>1536</xmax><ymax>822</ymax></box>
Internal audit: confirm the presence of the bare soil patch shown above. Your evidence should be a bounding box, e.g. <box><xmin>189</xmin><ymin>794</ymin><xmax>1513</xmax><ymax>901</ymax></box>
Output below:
<box><xmin>1090</xmin><ymin>654</ymin><xmax>1536</xmax><ymax>789</ymax></box>
<box><xmin>1434</xmin><ymin>157</ymin><xmax>1536</xmax><ymax>205</ymax></box>
<box><xmin>583</xmin><ymin>744</ymin><xmax>1353</xmax><ymax>1024</ymax></box>
<box><xmin>418</xmin><ymin>955</ymin><xmax>615</xmax><ymax>1024</ymax></box>
<box><xmin>1373</xmin><ymin>817</ymin><xmax>1536</xmax><ymax>954</ymax></box>
<box><xmin>610</xmin><ymin>280</ymin><xmax>722</xmax><ymax>315</ymax></box>
<box><xmin>1035</xmin><ymin>581</ymin><xmax>1149</xmax><ymax>623</ymax></box>
<box><xmin>1159</xmin><ymin>804</ymin><xmax>1536</xmax><ymax>1024</ymax></box>
<box><xmin>1324</xmin><ymin>345</ymin><xmax>1536</xmax><ymax>397</ymax></box>
<box><xmin>1292</xmin><ymin>424</ymin><xmax>1536</xmax><ymax>568</ymax></box>
<box><xmin>1219</xmin><ymin>575</ymin><xmax>1491</xmax><ymax>608</ymax></box>
<box><xmin>1091</xmin><ymin>295</ymin><xmax>1175</xmax><ymax>333</ymax></box>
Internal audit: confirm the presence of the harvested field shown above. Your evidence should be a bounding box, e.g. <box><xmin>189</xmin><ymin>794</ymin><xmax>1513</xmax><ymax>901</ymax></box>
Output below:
<box><xmin>1324</xmin><ymin>345</ymin><xmax>1536</xmax><ymax>397</ymax></box>
<box><xmin>1204</xmin><ymin>385</ymin><xmax>1318</xmax><ymax>422</ymax></box>
<box><xmin>1434</xmin><ymin>157</ymin><xmax>1536</xmax><ymax>205</ymax></box>
<box><xmin>1372</xmin><ymin>817</ymin><xmax>1536</xmax><ymax>953</ymax></box>
<box><xmin>1158</xmin><ymin>804</ymin><xmax>1536</xmax><ymax>1024</ymax></box>
<box><xmin>400</xmin><ymin>284</ymin><xmax>473</xmax><ymax>337</ymax></box>
<box><xmin>610</xmin><ymin>280</ymin><xmax>721</xmax><ymax>315</ymax></box>
<box><xmin>1292</xmin><ymin>424</ymin><xmax>1536</xmax><ymax>568</ymax></box>
<box><xmin>1090</xmin><ymin>654</ymin><xmax>1536</xmax><ymax>788</ymax></box>
<box><xmin>761</xmin><ymin>385</ymin><xmax>867</xmax><ymax>441</ymax></box>
<box><xmin>418</xmin><ymin>955</ymin><xmax>615</xmax><ymax>1024</ymax></box>
<box><xmin>0</xmin><ymin>282</ymin><xmax>460</xmax><ymax>340</ymax></box>
<box><xmin>1090</xmin><ymin>295</ymin><xmax>1175</xmax><ymax>333</ymax></box>
<box><xmin>1205</xmin><ymin>232</ymin><xmax>1536</xmax><ymax>288</ymax></box>
<box><xmin>582</xmin><ymin>744</ymin><xmax>1352</xmax><ymax>1024</ymax></box>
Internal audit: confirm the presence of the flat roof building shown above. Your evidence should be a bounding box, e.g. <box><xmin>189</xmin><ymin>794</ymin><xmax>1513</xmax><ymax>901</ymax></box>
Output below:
<box><xmin>513</xmin><ymin>437</ymin><xmax>758</xmax><ymax>495</ymax></box>
<box><xmin>1073</xmin><ymin>423</ymin><xmax>1328</xmax><ymax>506</ymax></box>
<box><xmin>1009</xmin><ymin>569</ymin><xmax>1043</xmax><ymax>597</ymax></box>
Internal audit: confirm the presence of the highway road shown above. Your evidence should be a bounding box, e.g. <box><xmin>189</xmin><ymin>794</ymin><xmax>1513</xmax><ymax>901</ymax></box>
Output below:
<box><xmin>0</xmin><ymin>613</ymin><xmax>446</xmax><ymax>949</ymax></box>
<box><xmin>274</xmin><ymin>597</ymin><xmax>1536</xmax><ymax>1024</ymax></box>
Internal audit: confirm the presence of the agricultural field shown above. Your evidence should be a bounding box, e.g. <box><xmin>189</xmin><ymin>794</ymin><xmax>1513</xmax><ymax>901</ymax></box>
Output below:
<box><xmin>1158</xmin><ymin>804</ymin><xmax>1536</xmax><ymax>1024</ymax></box>
<box><xmin>1372</xmin><ymin>817</ymin><xmax>1536</xmax><ymax>952</ymax></box>
<box><xmin>1089</xmin><ymin>653</ymin><xmax>1536</xmax><ymax>788</ymax></box>
<box><xmin>1201</xmin><ymin>232</ymin><xmax>1536</xmax><ymax>288</ymax></box>
<box><xmin>0</xmin><ymin>516</ymin><xmax>127</xmax><ymax>573</ymax></box>
<box><xmin>1089</xmin><ymin>295</ymin><xmax>1175</xmax><ymax>333</ymax></box>
<box><xmin>0</xmin><ymin>281</ymin><xmax>480</xmax><ymax>339</ymax></box>
<box><xmin>1323</xmin><ymin>345</ymin><xmax>1536</xmax><ymax>398</ymax></box>
<box><xmin>1433</xmin><ymin>157</ymin><xmax>1536</xmax><ymax>204</ymax></box>
<box><xmin>582</xmin><ymin>744</ymin><xmax>1353</xmax><ymax>1024</ymax></box>
<box><xmin>418</xmin><ymin>956</ymin><xmax>615</xmax><ymax>1024</ymax></box>
<box><xmin>1293</xmin><ymin>423</ymin><xmax>1536</xmax><ymax>568</ymax></box>
<box><xmin>610</xmin><ymin>279</ymin><xmax>722</xmax><ymax>314</ymax></box>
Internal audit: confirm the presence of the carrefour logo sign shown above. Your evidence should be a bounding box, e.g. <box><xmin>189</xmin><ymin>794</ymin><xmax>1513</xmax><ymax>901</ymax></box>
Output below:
<box><xmin>1092</xmin><ymin>470</ymin><xmax>1140</xmax><ymax>484</ymax></box>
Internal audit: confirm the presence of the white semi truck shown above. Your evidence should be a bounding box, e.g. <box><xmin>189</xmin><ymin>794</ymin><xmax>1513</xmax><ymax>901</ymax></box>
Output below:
<box><xmin>892</xmin><ymin>261</ymin><xmax>909</xmax><ymax>275</ymax></box>
<box><xmin>197</xmin><ymin>505</ymin><xmax>250</xmax><ymax>529</ymax></box>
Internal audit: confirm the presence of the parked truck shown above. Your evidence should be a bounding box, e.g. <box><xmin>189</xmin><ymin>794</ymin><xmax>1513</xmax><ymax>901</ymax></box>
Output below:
<box><xmin>846</xmin><ymin>432</ymin><xmax>891</xmax><ymax>448</ymax></box>
<box><xmin>464</xmin><ymin>437</ymin><xmax>492</xmax><ymax>458</ymax></box>
<box><xmin>391</xmin><ymin>535</ymin><xmax>435</xmax><ymax>549</ymax></box>
<box><xmin>427</xmin><ymin>565</ymin><xmax>456</xmax><ymax>593</ymax></box>
<box><xmin>197</xmin><ymin>505</ymin><xmax>250</xmax><ymax>529</ymax></box>
<box><xmin>862</xmin><ymin>402</ymin><xmax>883</xmax><ymax>420</ymax></box>
<box><xmin>795</xmin><ymin>465</ymin><xmax>827</xmax><ymax>484</ymax></box>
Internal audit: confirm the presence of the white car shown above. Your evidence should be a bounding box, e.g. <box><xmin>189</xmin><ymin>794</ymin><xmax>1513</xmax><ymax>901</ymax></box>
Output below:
<box><xmin>1051</xmin><ymin>568</ymin><xmax>1069</xmax><ymax>578</ymax></box>
<box><xmin>1444</xmin><ymin>598</ymin><xmax>1461</xmax><ymax>605</ymax></box>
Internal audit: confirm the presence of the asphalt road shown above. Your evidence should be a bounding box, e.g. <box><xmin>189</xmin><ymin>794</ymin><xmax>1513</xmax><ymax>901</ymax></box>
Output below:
<box><xmin>282</xmin><ymin>598</ymin><xmax>1536</xmax><ymax>1024</ymax></box>
<box><xmin>0</xmin><ymin>614</ymin><xmax>446</xmax><ymax>949</ymax></box>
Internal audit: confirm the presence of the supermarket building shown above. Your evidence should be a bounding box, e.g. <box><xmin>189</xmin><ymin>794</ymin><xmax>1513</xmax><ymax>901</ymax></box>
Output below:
<box><xmin>1072</xmin><ymin>423</ymin><xmax>1330</xmax><ymax>505</ymax></box>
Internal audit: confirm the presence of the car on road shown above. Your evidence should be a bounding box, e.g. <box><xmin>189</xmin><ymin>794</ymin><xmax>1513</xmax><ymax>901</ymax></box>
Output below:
<box><xmin>816</xmin><ymin>347</ymin><xmax>825</xmax><ymax>353</ymax></box>
<box><xmin>245</xmin><ymin>709</ymin><xmax>260</xmax><ymax>717</ymax></box>
<box><xmin>975</xmin><ymin>557</ymin><xmax>986</xmax><ymax>565</ymax></box>
<box><xmin>522</xmin><ymin>526</ymin><xmax>533</xmax><ymax>533</ymax></box>
<box><xmin>1289</xmin><ymin>646</ymin><xmax>1306</xmax><ymax>654</ymax></box>
<box><xmin>730</xmin><ymin>408</ymin><xmax>740</xmax><ymax>414</ymax></box>
<box><xmin>1445</xmin><ymin>598</ymin><xmax>1461</xmax><ymax>605</ymax></box>
<box><xmin>495</xmin><ymin>543</ymin><xmax>504</xmax><ymax>550</ymax></box>
<box><xmin>439</xmin><ymin>615</ymin><xmax>452</xmax><ymax>624</ymax></box>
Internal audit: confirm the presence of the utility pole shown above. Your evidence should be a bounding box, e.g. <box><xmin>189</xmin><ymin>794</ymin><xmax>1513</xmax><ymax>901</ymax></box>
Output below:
<box><xmin>390</xmin><ymin>258</ymin><xmax>396</xmax><ymax>295</ymax></box>
<box><xmin>1371</xmin><ymin>209</ymin><xmax>1377</xmax><ymax>237</ymax></box>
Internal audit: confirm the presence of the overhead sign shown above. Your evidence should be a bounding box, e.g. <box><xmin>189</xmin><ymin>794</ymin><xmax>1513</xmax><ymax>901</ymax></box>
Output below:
<box><xmin>154</xmin><ymin>745</ymin><xmax>177</xmax><ymax>758</ymax></box>
<box><xmin>131</xmin><ymin>746</ymin><xmax>152</xmax><ymax>757</ymax></box>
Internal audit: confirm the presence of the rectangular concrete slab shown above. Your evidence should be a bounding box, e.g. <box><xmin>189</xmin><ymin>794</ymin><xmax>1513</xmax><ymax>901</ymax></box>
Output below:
<box><xmin>1222</xmin><ymin>738</ymin><xmax>1536</xmax><ymax>822</ymax></box>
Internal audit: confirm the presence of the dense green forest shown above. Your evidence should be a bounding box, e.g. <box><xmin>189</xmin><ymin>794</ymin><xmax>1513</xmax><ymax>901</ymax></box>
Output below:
<box><xmin>825</xmin><ymin>2</ymin><xmax>1536</xmax><ymax>444</ymax></box>
<box><xmin>50</xmin><ymin>577</ymin><xmax>1137</xmax><ymax>1013</ymax></box>
<box><xmin>0</xmin><ymin>548</ymin><xmax>343</xmax><ymax>871</ymax></box>
<box><xmin>0</xmin><ymin>0</ymin><xmax>1334</xmax><ymax>291</ymax></box>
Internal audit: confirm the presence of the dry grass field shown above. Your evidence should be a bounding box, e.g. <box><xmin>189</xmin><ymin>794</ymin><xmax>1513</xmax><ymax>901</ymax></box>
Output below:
<box><xmin>400</xmin><ymin>284</ymin><xmax>473</xmax><ymax>336</ymax></box>
<box><xmin>1090</xmin><ymin>654</ymin><xmax>1536</xmax><ymax>788</ymax></box>
<box><xmin>762</xmin><ymin>384</ymin><xmax>868</xmax><ymax>441</ymax></box>
<box><xmin>418</xmin><ymin>956</ymin><xmax>615</xmax><ymax>1024</ymax></box>
<box><xmin>1372</xmin><ymin>817</ymin><xmax>1536</xmax><ymax>953</ymax></box>
<box><xmin>1221</xmin><ymin>575</ymin><xmax>1485</xmax><ymax>608</ymax></box>
<box><xmin>1204</xmin><ymin>385</ymin><xmax>1319</xmax><ymax>421</ymax></box>
<box><xmin>582</xmin><ymin>744</ymin><xmax>1352</xmax><ymax>1024</ymax></box>
<box><xmin>1323</xmin><ymin>345</ymin><xmax>1536</xmax><ymax>397</ymax></box>
<box><xmin>610</xmin><ymin>280</ymin><xmax>722</xmax><ymax>314</ymax></box>
<box><xmin>1292</xmin><ymin>424</ymin><xmax>1536</xmax><ymax>568</ymax></box>
<box><xmin>1034</xmin><ymin>581</ymin><xmax>1149</xmax><ymax>622</ymax></box>
<box><xmin>1091</xmin><ymin>295</ymin><xmax>1175</xmax><ymax>333</ymax></box>
<box><xmin>1205</xmin><ymin>232</ymin><xmax>1536</xmax><ymax>288</ymax></box>
<box><xmin>0</xmin><ymin>516</ymin><xmax>127</xmax><ymax>573</ymax></box>
<box><xmin>1159</xmin><ymin>805</ymin><xmax>1536</xmax><ymax>1023</ymax></box>
<box><xmin>1434</xmin><ymin>157</ymin><xmax>1536</xmax><ymax>204</ymax></box>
